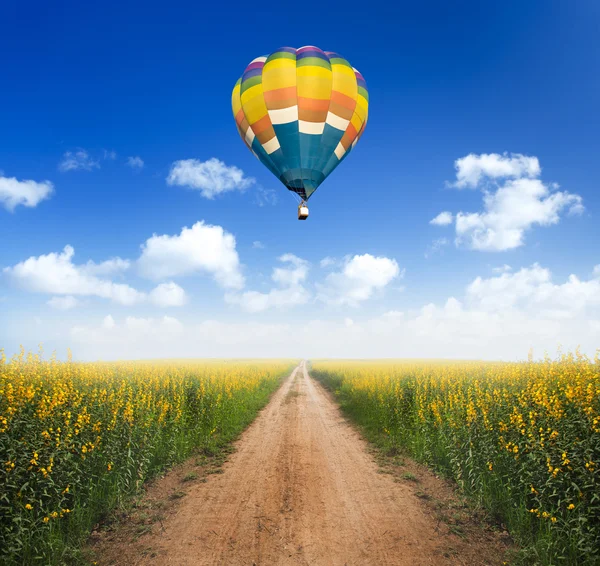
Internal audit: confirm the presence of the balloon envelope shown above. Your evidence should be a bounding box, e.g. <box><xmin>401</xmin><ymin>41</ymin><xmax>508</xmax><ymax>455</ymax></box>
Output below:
<box><xmin>232</xmin><ymin>46</ymin><xmax>369</xmax><ymax>201</ymax></box>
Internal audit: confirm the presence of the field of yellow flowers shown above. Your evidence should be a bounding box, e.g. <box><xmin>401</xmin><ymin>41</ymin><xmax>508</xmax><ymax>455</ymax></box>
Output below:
<box><xmin>0</xmin><ymin>347</ymin><xmax>293</xmax><ymax>565</ymax></box>
<box><xmin>312</xmin><ymin>352</ymin><xmax>600</xmax><ymax>565</ymax></box>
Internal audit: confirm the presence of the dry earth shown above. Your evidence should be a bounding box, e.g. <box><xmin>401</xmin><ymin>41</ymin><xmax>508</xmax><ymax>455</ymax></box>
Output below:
<box><xmin>90</xmin><ymin>362</ymin><xmax>512</xmax><ymax>566</ymax></box>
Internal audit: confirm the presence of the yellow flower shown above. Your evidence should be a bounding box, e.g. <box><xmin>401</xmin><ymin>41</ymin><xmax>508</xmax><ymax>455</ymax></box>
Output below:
<box><xmin>568</xmin><ymin>503</ymin><xmax>575</xmax><ymax>510</ymax></box>
<box><xmin>43</xmin><ymin>517</ymin><xmax>49</xmax><ymax>523</ymax></box>
<box><xmin>25</xmin><ymin>504</ymin><xmax>33</xmax><ymax>510</ymax></box>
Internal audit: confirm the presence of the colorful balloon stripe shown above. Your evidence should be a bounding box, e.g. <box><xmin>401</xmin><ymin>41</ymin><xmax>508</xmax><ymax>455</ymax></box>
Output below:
<box><xmin>232</xmin><ymin>46</ymin><xmax>368</xmax><ymax>201</ymax></box>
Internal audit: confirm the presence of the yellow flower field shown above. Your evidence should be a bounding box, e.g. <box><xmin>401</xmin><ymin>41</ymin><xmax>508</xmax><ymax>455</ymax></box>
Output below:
<box><xmin>311</xmin><ymin>351</ymin><xmax>600</xmax><ymax>565</ymax></box>
<box><xmin>0</xmin><ymin>347</ymin><xmax>293</xmax><ymax>565</ymax></box>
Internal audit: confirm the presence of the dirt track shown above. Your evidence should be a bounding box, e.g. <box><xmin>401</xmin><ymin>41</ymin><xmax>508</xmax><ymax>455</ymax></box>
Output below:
<box><xmin>102</xmin><ymin>362</ymin><xmax>506</xmax><ymax>565</ymax></box>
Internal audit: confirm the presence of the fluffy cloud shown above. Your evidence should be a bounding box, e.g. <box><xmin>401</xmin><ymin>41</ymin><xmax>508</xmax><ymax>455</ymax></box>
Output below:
<box><xmin>0</xmin><ymin>175</ymin><xmax>54</xmax><ymax>212</ymax></box>
<box><xmin>137</xmin><ymin>221</ymin><xmax>244</xmax><ymax>289</ymax></box>
<box><xmin>252</xmin><ymin>241</ymin><xmax>265</xmax><ymax>249</ymax></box>
<box><xmin>65</xmin><ymin>260</ymin><xmax>600</xmax><ymax>360</ymax></box>
<box><xmin>3</xmin><ymin>246</ymin><xmax>144</xmax><ymax>305</ymax></box>
<box><xmin>320</xmin><ymin>257</ymin><xmax>336</xmax><ymax>268</ymax></box>
<box><xmin>47</xmin><ymin>296</ymin><xmax>79</xmax><ymax>310</ymax></box>
<box><xmin>434</xmin><ymin>153</ymin><xmax>583</xmax><ymax>251</ymax></box>
<box><xmin>167</xmin><ymin>158</ymin><xmax>254</xmax><ymax>199</ymax></box>
<box><xmin>103</xmin><ymin>150</ymin><xmax>117</xmax><ymax>160</ymax></box>
<box><xmin>455</xmin><ymin>178</ymin><xmax>583</xmax><ymax>251</ymax></box>
<box><xmin>317</xmin><ymin>254</ymin><xmax>401</xmax><ymax>306</ymax></box>
<box><xmin>226</xmin><ymin>254</ymin><xmax>310</xmax><ymax>313</ymax></box>
<box><xmin>4</xmin><ymin>221</ymin><xmax>243</xmax><ymax>308</ymax></box>
<box><xmin>58</xmin><ymin>150</ymin><xmax>100</xmax><ymax>172</ymax></box>
<box><xmin>466</xmin><ymin>264</ymin><xmax>600</xmax><ymax>317</ymax></box>
<box><xmin>149</xmin><ymin>282</ymin><xmax>187</xmax><ymax>307</ymax></box>
<box><xmin>429</xmin><ymin>211</ymin><xmax>453</xmax><ymax>225</ymax></box>
<box><xmin>127</xmin><ymin>156</ymin><xmax>144</xmax><ymax>169</ymax></box>
<box><xmin>452</xmin><ymin>152</ymin><xmax>541</xmax><ymax>189</ymax></box>
<box><xmin>226</xmin><ymin>287</ymin><xmax>310</xmax><ymax>313</ymax></box>
<box><xmin>3</xmin><ymin>245</ymin><xmax>184</xmax><ymax>307</ymax></box>
<box><xmin>272</xmin><ymin>254</ymin><xmax>309</xmax><ymax>286</ymax></box>
<box><xmin>227</xmin><ymin>253</ymin><xmax>404</xmax><ymax>312</ymax></box>
<box><xmin>81</xmin><ymin>257</ymin><xmax>130</xmax><ymax>276</ymax></box>
<box><xmin>493</xmin><ymin>264</ymin><xmax>512</xmax><ymax>274</ymax></box>
<box><xmin>13</xmin><ymin>259</ymin><xmax>593</xmax><ymax>361</ymax></box>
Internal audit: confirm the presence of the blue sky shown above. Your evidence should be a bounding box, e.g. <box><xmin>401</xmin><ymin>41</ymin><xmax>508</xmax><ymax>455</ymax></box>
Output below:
<box><xmin>1</xmin><ymin>0</ymin><xmax>599</xmax><ymax>360</ymax></box>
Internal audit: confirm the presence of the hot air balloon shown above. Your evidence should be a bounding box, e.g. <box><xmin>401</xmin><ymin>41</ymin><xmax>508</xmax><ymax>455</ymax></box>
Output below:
<box><xmin>231</xmin><ymin>46</ymin><xmax>369</xmax><ymax>220</ymax></box>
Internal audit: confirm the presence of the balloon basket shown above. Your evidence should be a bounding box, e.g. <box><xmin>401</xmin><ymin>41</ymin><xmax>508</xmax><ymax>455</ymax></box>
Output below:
<box><xmin>298</xmin><ymin>204</ymin><xmax>309</xmax><ymax>220</ymax></box>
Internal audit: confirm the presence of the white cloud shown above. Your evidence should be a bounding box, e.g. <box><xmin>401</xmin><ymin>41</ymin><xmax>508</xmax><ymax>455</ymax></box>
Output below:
<box><xmin>493</xmin><ymin>264</ymin><xmax>512</xmax><ymax>274</ymax></box>
<box><xmin>137</xmin><ymin>221</ymin><xmax>244</xmax><ymax>289</ymax></box>
<box><xmin>17</xmin><ymin>260</ymin><xmax>600</xmax><ymax>361</ymax></box>
<box><xmin>227</xmin><ymin>252</ymin><xmax>402</xmax><ymax>313</ymax></box>
<box><xmin>455</xmin><ymin>178</ymin><xmax>583</xmax><ymax>251</ymax></box>
<box><xmin>317</xmin><ymin>254</ymin><xmax>401</xmax><ymax>306</ymax></box>
<box><xmin>3</xmin><ymin>246</ymin><xmax>145</xmax><ymax>306</ymax></box>
<box><xmin>452</xmin><ymin>152</ymin><xmax>541</xmax><ymax>189</ymax></box>
<box><xmin>81</xmin><ymin>257</ymin><xmax>130</xmax><ymax>276</ymax></box>
<box><xmin>3</xmin><ymin>246</ymin><xmax>183</xmax><ymax>308</ymax></box>
<box><xmin>167</xmin><ymin>158</ymin><xmax>255</xmax><ymax>199</ymax></box>
<box><xmin>0</xmin><ymin>175</ymin><xmax>54</xmax><ymax>212</ymax></box>
<box><xmin>252</xmin><ymin>241</ymin><xmax>265</xmax><ymax>249</ymax></box>
<box><xmin>439</xmin><ymin>153</ymin><xmax>583</xmax><ymax>252</ymax></box>
<box><xmin>127</xmin><ymin>156</ymin><xmax>144</xmax><ymax>169</ymax></box>
<box><xmin>467</xmin><ymin>264</ymin><xmax>600</xmax><ymax>317</ymax></box>
<box><xmin>58</xmin><ymin>150</ymin><xmax>100</xmax><ymax>172</ymax></box>
<box><xmin>226</xmin><ymin>287</ymin><xmax>310</xmax><ymax>313</ymax></box>
<box><xmin>430</xmin><ymin>211</ymin><xmax>453</xmax><ymax>225</ymax></box>
<box><xmin>320</xmin><ymin>257</ymin><xmax>336</xmax><ymax>268</ymax></box>
<box><xmin>47</xmin><ymin>296</ymin><xmax>79</xmax><ymax>310</ymax></box>
<box><xmin>225</xmin><ymin>254</ymin><xmax>309</xmax><ymax>313</ymax></box>
<box><xmin>149</xmin><ymin>282</ymin><xmax>187</xmax><ymax>307</ymax></box>
<box><xmin>272</xmin><ymin>254</ymin><xmax>309</xmax><ymax>286</ymax></box>
<box><xmin>103</xmin><ymin>150</ymin><xmax>117</xmax><ymax>160</ymax></box>
<box><xmin>593</xmin><ymin>265</ymin><xmax>600</xmax><ymax>278</ymax></box>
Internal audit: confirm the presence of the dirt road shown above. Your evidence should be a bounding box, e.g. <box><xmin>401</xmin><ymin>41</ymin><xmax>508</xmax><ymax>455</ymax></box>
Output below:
<box><xmin>103</xmin><ymin>362</ymin><xmax>505</xmax><ymax>565</ymax></box>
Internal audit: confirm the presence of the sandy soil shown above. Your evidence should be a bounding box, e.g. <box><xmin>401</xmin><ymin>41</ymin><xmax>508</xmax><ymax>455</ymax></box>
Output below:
<box><xmin>92</xmin><ymin>362</ymin><xmax>510</xmax><ymax>566</ymax></box>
